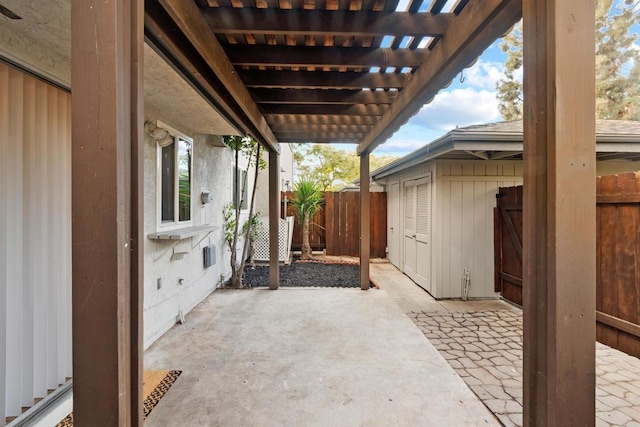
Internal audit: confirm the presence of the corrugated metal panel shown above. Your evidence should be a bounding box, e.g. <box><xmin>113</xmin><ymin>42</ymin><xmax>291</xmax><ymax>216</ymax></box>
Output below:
<box><xmin>0</xmin><ymin>63</ymin><xmax>72</xmax><ymax>420</ymax></box>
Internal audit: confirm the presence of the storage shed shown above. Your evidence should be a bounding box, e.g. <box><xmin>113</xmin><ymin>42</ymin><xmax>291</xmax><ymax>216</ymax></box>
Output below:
<box><xmin>372</xmin><ymin>120</ymin><xmax>640</xmax><ymax>299</ymax></box>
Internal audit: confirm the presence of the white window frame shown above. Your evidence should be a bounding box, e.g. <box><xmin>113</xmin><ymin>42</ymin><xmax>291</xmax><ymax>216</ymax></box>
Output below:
<box><xmin>156</xmin><ymin>121</ymin><xmax>194</xmax><ymax>230</ymax></box>
<box><xmin>231</xmin><ymin>164</ymin><xmax>249</xmax><ymax>212</ymax></box>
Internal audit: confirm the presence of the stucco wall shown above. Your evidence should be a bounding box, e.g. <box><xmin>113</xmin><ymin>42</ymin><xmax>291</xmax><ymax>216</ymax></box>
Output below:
<box><xmin>0</xmin><ymin>0</ymin><xmax>71</xmax><ymax>88</ymax></box>
<box><xmin>255</xmin><ymin>143</ymin><xmax>294</xmax><ymax>217</ymax></box>
<box><xmin>143</xmin><ymin>123</ymin><xmax>253</xmax><ymax>349</ymax></box>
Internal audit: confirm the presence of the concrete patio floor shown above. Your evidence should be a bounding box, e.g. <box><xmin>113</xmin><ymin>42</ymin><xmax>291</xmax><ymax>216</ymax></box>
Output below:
<box><xmin>144</xmin><ymin>261</ymin><xmax>640</xmax><ymax>426</ymax></box>
<box><xmin>143</xmin><ymin>263</ymin><xmax>500</xmax><ymax>426</ymax></box>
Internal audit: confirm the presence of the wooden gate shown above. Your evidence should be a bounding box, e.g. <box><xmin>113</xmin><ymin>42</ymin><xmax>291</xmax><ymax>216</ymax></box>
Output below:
<box><xmin>595</xmin><ymin>173</ymin><xmax>640</xmax><ymax>358</ymax></box>
<box><xmin>324</xmin><ymin>192</ymin><xmax>387</xmax><ymax>258</ymax></box>
<box><xmin>494</xmin><ymin>174</ymin><xmax>640</xmax><ymax>358</ymax></box>
<box><xmin>494</xmin><ymin>186</ymin><xmax>523</xmax><ymax>306</ymax></box>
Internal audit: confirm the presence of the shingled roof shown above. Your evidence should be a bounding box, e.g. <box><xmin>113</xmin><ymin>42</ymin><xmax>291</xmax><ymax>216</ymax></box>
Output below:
<box><xmin>371</xmin><ymin>119</ymin><xmax>640</xmax><ymax>179</ymax></box>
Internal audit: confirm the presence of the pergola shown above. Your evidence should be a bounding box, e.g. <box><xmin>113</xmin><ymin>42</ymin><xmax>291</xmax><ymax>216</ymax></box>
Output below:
<box><xmin>72</xmin><ymin>0</ymin><xmax>596</xmax><ymax>425</ymax></box>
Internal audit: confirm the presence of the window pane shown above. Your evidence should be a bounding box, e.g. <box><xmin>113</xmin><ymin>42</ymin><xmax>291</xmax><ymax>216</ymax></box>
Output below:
<box><xmin>233</xmin><ymin>167</ymin><xmax>248</xmax><ymax>210</ymax></box>
<box><xmin>178</xmin><ymin>138</ymin><xmax>192</xmax><ymax>222</ymax></box>
<box><xmin>241</xmin><ymin>170</ymin><xmax>248</xmax><ymax>210</ymax></box>
<box><xmin>232</xmin><ymin>167</ymin><xmax>238</xmax><ymax>208</ymax></box>
<box><xmin>161</xmin><ymin>142</ymin><xmax>175</xmax><ymax>222</ymax></box>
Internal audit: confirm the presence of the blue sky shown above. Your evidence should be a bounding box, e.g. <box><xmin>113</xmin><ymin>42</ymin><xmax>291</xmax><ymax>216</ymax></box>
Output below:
<box><xmin>374</xmin><ymin>41</ymin><xmax>510</xmax><ymax>156</ymax></box>
<box><xmin>328</xmin><ymin>0</ymin><xmax>639</xmax><ymax>158</ymax></box>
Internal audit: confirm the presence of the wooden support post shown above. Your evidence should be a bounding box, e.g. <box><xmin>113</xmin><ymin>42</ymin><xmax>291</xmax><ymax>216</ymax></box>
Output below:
<box><xmin>71</xmin><ymin>0</ymin><xmax>144</xmax><ymax>425</ymax></box>
<box><xmin>269</xmin><ymin>149</ymin><xmax>280</xmax><ymax>290</ymax></box>
<box><xmin>360</xmin><ymin>153</ymin><xmax>370</xmax><ymax>290</ymax></box>
<box><xmin>522</xmin><ymin>1</ymin><xmax>596</xmax><ymax>425</ymax></box>
<box><xmin>130</xmin><ymin>0</ymin><xmax>145</xmax><ymax>423</ymax></box>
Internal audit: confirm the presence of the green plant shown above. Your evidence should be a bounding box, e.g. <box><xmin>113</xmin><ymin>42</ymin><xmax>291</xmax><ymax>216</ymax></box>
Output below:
<box><xmin>222</xmin><ymin>135</ymin><xmax>265</xmax><ymax>287</ymax></box>
<box><xmin>291</xmin><ymin>177</ymin><xmax>323</xmax><ymax>259</ymax></box>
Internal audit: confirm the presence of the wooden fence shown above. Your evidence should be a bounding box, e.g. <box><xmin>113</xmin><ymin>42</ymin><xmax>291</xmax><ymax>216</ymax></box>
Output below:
<box><xmin>281</xmin><ymin>191</ymin><xmax>387</xmax><ymax>258</ymax></box>
<box><xmin>495</xmin><ymin>172</ymin><xmax>640</xmax><ymax>358</ymax></box>
<box><xmin>281</xmin><ymin>192</ymin><xmax>326</xmax><ymax>251</ymax></box>
<box><xmin>596</xmin><ymin>173</ymin><xmax>640</xmax><ymax>358</ymax></box>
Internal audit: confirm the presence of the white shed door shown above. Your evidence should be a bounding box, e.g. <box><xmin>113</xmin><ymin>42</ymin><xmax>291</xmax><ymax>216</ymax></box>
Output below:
<box><xmin>403</xmin><ymin>176</ymin><xmax>431</xmax><ymax>290</ymax></box>
<box><xmin>388</xmin><ymin>182</ymin><xmax>400</xmax><ymax>267</ymax></box>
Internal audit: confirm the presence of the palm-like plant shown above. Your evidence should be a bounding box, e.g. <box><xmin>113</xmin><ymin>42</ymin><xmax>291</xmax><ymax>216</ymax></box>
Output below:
<box><xmin>291</xmin><ymin>177</ymin><xmax>323</xmax><ymax>259</ymax></box>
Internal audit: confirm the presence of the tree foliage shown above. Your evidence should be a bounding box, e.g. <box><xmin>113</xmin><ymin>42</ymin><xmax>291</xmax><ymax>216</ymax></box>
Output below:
<box><xmin>222</xmin><ymin>135</ymin><xmax>265</xmax><ymax>288</ymax></box>
<box><xmin>496</xmin><ymin>24</ymin><xmax>523</xmax><ymax>121</ymax></box>
<box><xmin>496</xmin><ymin>1</ymin><xmax>640</xmax><ymax>121</ymax></box>
<box><xmin>291</xmin><ymin>144</ymin><xmax>398</xmax><ymax>191</ymax></box>
<box><xmin>596</xmin><ymin>0</ymin><xmax>640</xmax><ymax>119</ymax></box>
<box><xmin>290</xmin><ymin>177</ymin><xmax>323</xmax><ymax>259</ymax></box>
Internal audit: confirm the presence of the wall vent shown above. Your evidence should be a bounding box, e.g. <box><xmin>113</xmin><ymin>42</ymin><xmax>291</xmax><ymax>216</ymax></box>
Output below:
<box><xmin>203</xmin><ymin>244</ymin><xmax>216</xmax><ymax>268</ymax></box>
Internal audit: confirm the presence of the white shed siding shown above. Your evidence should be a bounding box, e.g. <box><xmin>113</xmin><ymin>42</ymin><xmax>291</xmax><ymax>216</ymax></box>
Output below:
<box><xmin>435</xmin><ymin>160</ymin><xmax>523</xmax><ymax>298</ymax></box>
<box><xmin>0</xmin><ymin>63</ymin><xmax>73</xmax><ymax>420</ymax></box>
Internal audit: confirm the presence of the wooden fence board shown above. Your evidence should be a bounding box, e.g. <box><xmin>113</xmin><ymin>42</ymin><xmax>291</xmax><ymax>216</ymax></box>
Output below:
<box><xmin>496</xmin><ymin>172</ymin><xmax>640</xmax><ymax>358</ymax></box>
<box><xmin>281</xmin><ymin>190</ymin><xmax>387</xmax><ymax>258</ymax></box>
<box><xmin>324</xmin><ymin>192</ymin><xmax>335</xmax><ymax>254</ymax></box>
<box><xmin>598</xmin><ymin>175</ymin><xmax>619</xmax><ymax>346</ymax></box>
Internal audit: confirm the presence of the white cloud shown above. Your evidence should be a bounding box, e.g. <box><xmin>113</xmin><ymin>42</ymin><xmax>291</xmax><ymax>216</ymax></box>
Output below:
<box><xmin>463</xmin><ymin>60</ymin><xmax>505</xmax><ymax>90</ymax></box>
<box><xmin>376</xmin><ymin>138</ymin><xmax>426</xmax><ymax>155</ymax></box>
<box><xmin>411</xmin><ymin>88</ymin><xmax>501</xmax><ymax>131</ymax></box>
<box><xmin>513</xmin><ymin>66</ymin><xmax>523</xmax><ymax>82</ymax></box>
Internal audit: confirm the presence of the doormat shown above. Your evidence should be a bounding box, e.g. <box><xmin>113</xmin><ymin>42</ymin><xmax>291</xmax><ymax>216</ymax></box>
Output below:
<box><xmin>55</xmin><ymin>370</ymin><xmax>182</xmax><ymax>426</ymax></box>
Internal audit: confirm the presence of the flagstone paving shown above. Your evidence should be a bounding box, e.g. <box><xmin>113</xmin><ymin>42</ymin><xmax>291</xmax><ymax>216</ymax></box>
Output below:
<box><xmin>410</xmin><ymin>310</ymin><xmax>640</xmax><ymax>427</ymax></box>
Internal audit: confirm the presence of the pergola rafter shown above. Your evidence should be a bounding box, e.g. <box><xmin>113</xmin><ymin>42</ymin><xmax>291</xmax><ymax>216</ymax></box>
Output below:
<box><xmin>249</xmin><ymin>88</ymin><xmax>398</xmax><ymax>105</ymax></box>
<box><xmin>259</xmin><ymin>104</ymin><xmax>387</xmax><ymax>116</ymax></box>
<box><xmin>238</xmin><ymin>70</ymin><xmax>410</xmax><ymax>89</ymax></box>
<box><xmin>200</xmin><ymin>8</ymin><xmax>454</xmax><ymax>37</ymax></box>
<box><xmin>226</xmin><ymin>46</ymin><xmax>428</xmax><ymax>68</ymax></box>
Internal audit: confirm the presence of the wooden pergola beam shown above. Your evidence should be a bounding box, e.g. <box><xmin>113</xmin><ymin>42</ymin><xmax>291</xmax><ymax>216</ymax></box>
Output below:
<box><xmin>269</xmin><ymin>123</ymin><xmax>374</xmax><ymax>133</ymax></box>
<box><xmin>157</xmin><ymin>0</ymin><xmax>279</xmax><ymax>153</ymax></box>
<box><xmin>275</xmin><ymin>137</ymin><xmax>362</xmax><ymax>143</ymax></box>
<box><xmin>522</xmin><ymin>0</ymin><xmax>596</xmax><ymax>424</ymax></box>
<box><xmin>239</xmin><ymin>69</ymin><xmax>409</xmax><ymax>89</ymax></box>
<box><xmin>227</xmin><ymin>45</ymin><xmax>428</xmax><ymax>68</ymax></box>
<box><xmin>201</xmin><ymin>8</ymin><xmax>453</xmax><ymax>37</ymax></box>
<box><xmin>265</xmin><ymin>114</ymin><xmax>380</xmax><ymax>126</ymax></box>
<box><xmin>144</xmin><ymin>3</ymin><xmax>249</xmax><ymax>137</ymax></box>
<box><xmin>260</xmin><ymin>104</ymin><xmax>387</xmax><ymax>116</ymax></box>
<box><xmin>71</xmin><ymin>0</ymin><xmax>143</xmax><ymax>424</ymax></box>
<box><xmin>357</xmin><ymin>0</ymin><xmax>521</xmax><ymax>155</ymax></box>
<box><xmin>250</xmin><ymin>88</ymin><xmax>398</xmax><ymax>105</ymax></box>
<box><xmin>274</xmin><ymin>131</ymin><xmax>368</xmax><ymax>139</ymax></box>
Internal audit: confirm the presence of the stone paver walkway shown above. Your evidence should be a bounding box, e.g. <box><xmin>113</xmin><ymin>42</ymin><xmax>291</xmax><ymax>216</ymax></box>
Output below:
<box><xmin>410</xmin><ymin>310</ymin><xmax>640</xmax><ymax>427</ymax></box>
